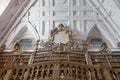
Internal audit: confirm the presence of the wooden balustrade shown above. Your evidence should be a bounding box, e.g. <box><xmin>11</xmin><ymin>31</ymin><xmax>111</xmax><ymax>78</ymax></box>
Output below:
<box><xmin>0</xmin><ymin>61</ymin><xmax>119</xmax><ymax>80</ymax></box>
<box><xmin>110</xmin><ymin>69</ymin><xmax>120</xmax><ymax>80</ymax></box>
<box><xmin>0</xmin><ymin>68</ymin><xmax>8</xmax><ymax>80</ymax></box>
<box><xmin>0</xmin><ymin>52</ymin><xmax>120</xmax><ymax>80</ymax></box>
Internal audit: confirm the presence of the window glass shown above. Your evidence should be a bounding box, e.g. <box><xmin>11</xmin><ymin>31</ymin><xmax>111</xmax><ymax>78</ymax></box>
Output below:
<box><xmin>89</xmin><ymin>39</ymin><xmax>102</xmax><ymax>48</ymax></box>
<box><xmin>17</xmin><ymin>39</ymin><xmax>34</xmax><ymax>50</ymax></box>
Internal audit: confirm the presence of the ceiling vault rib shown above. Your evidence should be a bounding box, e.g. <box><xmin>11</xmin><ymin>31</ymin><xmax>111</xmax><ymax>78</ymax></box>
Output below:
<box><xmin>114</xmin><ymin>0</ymin><xmax>120</xmax><ymax>10</ymax></box>
<box><xmin>86</xmin><ymin>0</ymin><xmax>118</xmax><ymax>46</ymax></box>
<box><xmin>0</xmin><ymin>0</ymin><xmax>37</xmax><ymax>47</ymax></box>
<box><xmin>96</xmin><ymin>0</ymin><xmax>120</xmax><ymax>36</ymax></box>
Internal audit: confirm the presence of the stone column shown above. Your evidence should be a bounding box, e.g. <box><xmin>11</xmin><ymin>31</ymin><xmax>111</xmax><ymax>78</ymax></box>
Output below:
<box><xmin>53</xmin><ymin>62</ymin><xmax>60</xmax><ymax>80</ymax></box>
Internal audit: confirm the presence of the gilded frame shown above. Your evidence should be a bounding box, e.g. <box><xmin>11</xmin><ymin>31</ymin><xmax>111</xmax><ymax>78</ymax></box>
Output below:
<box><xmin>50</xmin><ymin>23</ymin><xmax>73</xmax><ymax>45</ymax></box>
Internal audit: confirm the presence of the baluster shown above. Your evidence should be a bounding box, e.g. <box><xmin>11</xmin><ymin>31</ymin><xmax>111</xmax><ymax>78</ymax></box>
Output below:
<box><xmin>66</xmin><ymin>65</ymin><xmax>70</xmax><ymax>79</ymax></box>
<box><xmin>11</xmin><ymin>69</ymin><xmax>16</xmax><ymax>79</ymax></box>
<box><xmin>36</xmin><ymin>66</ymin><xmax>40</xmax><ymax>79</ymax></box>
<box><xmin>13</xmin><ymin>69</ymin><xmax>19</xmax><ymax>80</ymax></box>
<box><xmin>76</xmin><ymin>66</ymin><xmax>79</xmax><ymax>80</ymax></box>
<box><xmin>114</xmin><ymin>71</ymin><xmax>119</xmax><ymax>80</ymax></box>
<box><xmin>85</xmin><ymin>68</ymin><xmax>89</xmax><ymax>80</ymax></box>
<box><xmin>49</xmin><ymin>65</ymin><xmax>53</xmax><ymax>78</ymax></box>
<box><xmin>94</xmin><ymin>69</ymin><xmax>98</xmax><ymax>80</ymax></box>
<box><xmin>88</xmin><ymin>69</ymin><xmax>92</xmax><ymax>80</ymax></box>
<box><xmin>116</xmin><ymin>70</ymin><xmax>120</xmax><ymax>80</ymax></box>
<box><xmin>23</xmin><ymin>69</ymin><xmax>30</xmax><ymax>80</ymax></box>
<box><xmin>77</xmin><ymin>67</ymin><xmax>81</xmax><ymax>79</ymax></box>
<box><xmin>43</xmin><ymin>65</ymin><xmax>48</xmax><ymax>79</ymax></box>
<box><xmin>38</xmin><ymin>66</ymin><xmax>42</xmax><ymax>79</ymax></box>
<box><xmin>33</xmin><ymin>67</ymin><xmax>36</xmax><ymax>80</ymax></box>
<box><xmin>20</xmin><ymin>69</ymin><xmax>26</xmax><ymax>80</ymax></box>
<box><xmin>116</xmin><ymin>72</ymin><xmax>120</xmax><ymax>79</ymax></box>
<box><xmin>53</xmin><ymin>63</ymin><xmax>59</xmax><ymax>80</ymax></box>
<box><xmin>102</xmin><ymin>67</ymin><xmax>112</xmax><ymax>80</ymax></box>
<box><xmin>64</xmin><ymin>65</ymin><xmax>67</xmax><ymax>79</ymax></box>
<box><xmin>83</xmin><ymin>68</ymin><xmax>87</xmax><ymax>80</ymax></box>
<box><xmin>3</xmin><ymin>69</ymin><xmax>13</xmax><ymax>80</ymax></box>
<box><xmin>29</xmin><ymin>68</ymin><xmax>34</xmax><ymax>80</ymax></box>
<box><xmin>90</xmin><ymin>68</ymin><xmax>96</xmax><ymax>80</ymax></box>
<box><xmin>72</xmin><ymin>66</ymin><xmax>76</xmax><ymax>79</ymax></box>
<box><xmin>42</xmin><ymin>65</ymin><xmax>46</xmax><ymax>79</ymax></box>
<box><xmin>60</xmin><ymin>65</ymin><xmax>65</xmax><ymax>79</ymax></box>
<box><xmin>41</xmin><ymin>65</ymin><xmax>44</xmax><ymax>79</ymax></box>
<box><xmin>69</xmin><ymin>65</ymin><xmax>73</xmax><ymax>79</ymax></box>
<box><xmin>18</xmin><ymin>69</ymin><xmax>23</xmax><ymax>79</ymax></box>
<box><xmin>81</xmin><ymin>67</ymin><xmax>84</xmax><ymax>80</ymax></box>
<box><xmin>112</xmin><ymin>71</ymin><xmax>117</xmax><ymax>79</ymax></box>
<box><xmin>96</xmin><ymin>68</ymin><xmax>103</xmax><ymax>80</ymax></box>
<box><xmin>33</xmin><ymin>66</ymin><xmax>39</xmax><ymax>80</ymax></box>
<box><xmin>46</xmin><ymin>65</ymin><xmax>49</xmax><ymax>79</ymax></box>
<box><xmin>83</xmin><ymin>68</ymin><xmax>86</xmax><ymax>80</ymax></box>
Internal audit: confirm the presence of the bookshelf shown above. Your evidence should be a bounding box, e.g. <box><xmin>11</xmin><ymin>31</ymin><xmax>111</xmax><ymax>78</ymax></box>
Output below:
<box><xmin>108</xmin><ymin>52</ymin><xmax>120</xmax><ymax>68</ymax></box>
<box><xmin>34</xmin><ymin>52</ymin><xmax>51</xmax><ymax>63</ymax></box>
<box><xmin>34</xmin><ymin>52</ymin><xmax>86</xmax><ymax>64</ymax></box>
<box><xmin>0</xmin><ymin>53</ymin><xmax>30</xmax><ymax>68</ymax></box>
<box><xmin>90</xmin><ymin>54</ymin><xmax>109</xmax><ymax>66</ymax></box>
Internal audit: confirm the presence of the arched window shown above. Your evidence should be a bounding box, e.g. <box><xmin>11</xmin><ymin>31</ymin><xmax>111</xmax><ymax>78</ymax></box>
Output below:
<box><xmin>17</xmin><ymin>39</ymin><xmax>34</xmax><ymax>50</ymax></box>
<box><xmin>89</xmin><ymin>38</ymin><xmax>102</xmax><ymax>48</ymax></box>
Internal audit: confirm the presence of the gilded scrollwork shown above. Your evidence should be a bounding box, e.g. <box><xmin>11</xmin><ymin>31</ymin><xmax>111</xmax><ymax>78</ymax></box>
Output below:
<box><xmin>12</xmin><ymin>43</ymin><xmax>22</xmax><ymax>55</ymax></box>
<box><xmin>100</xmin><ymin>42</ymin><xmax>108</xmax><ymax>54</ymax></box>
<box><xmin>58</xmin><ymin>23</ymin><xmax>64</xmax><ymax>31</ymax></box>
<box><xmin>50</xmin><ymin>23</ymin><xmax>73</xmax><ymax>45</ymax></box>
<box><xmin>36</xmin><ymin>23</ymin><xmax>78</xmax><ymax>52</ymax></box>
<box><xmin>81</xmin><ymin>40</ymin><xmax>88</xmax><ymax>51</ymax></box>
<box><xmin>50</xmin><ymin>27</ymin><xmax>58</xmax><ymax>41</ymax></box>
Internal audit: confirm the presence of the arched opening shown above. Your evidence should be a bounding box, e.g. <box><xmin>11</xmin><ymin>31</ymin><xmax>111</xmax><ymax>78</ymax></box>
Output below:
<box><xmin>87</xmin><ymin>25</ymin><xmax>103</xmax><ymax>49</ymax></box>
<box><xmin>16</xmin><ymin>39</ymin><xmax>34</xmax><ymax>51</ymax></box>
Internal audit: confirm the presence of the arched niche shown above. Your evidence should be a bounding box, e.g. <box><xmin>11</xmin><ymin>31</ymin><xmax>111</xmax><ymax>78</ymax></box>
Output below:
<box><xmin>87</xmin><ymin>26</ymin><xmax>103</xmax><ymax>48</ymax></box>
<box><xmin>5</xmin><ymin>24</ymin><xmax>36</xmax><ymax>50</ymax></box>
<box><xmin>86</xmin><ymin>23</ymin><xmax>112</xmax><ymax>48</ymax></box>
<box><xmin>14</xmin><ymin>39</ymin><xmax>34</xmax><ymax>51</ymax></box>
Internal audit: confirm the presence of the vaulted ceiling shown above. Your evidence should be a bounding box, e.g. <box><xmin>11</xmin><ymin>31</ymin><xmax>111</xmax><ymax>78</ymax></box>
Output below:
<box><xmin>0</xmin><ymin>0</ymin><xmax>120</xmax><ymax>49</ymax></box>
<box><xmin>0</xmin><ymin>0</ymin><xmax>37</xmax><ymax>47</ymax></box>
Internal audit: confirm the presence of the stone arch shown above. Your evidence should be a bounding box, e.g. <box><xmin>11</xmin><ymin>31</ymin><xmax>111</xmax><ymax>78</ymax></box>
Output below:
<box><xmin>5</xmin><ymin>25</ymin><xmax>36</xmax><ymax>49</ymax></box>
<box><xmin>86</xmin><ymin>22</ymin><xmax>115</xmax><ymax>47</ymax></box>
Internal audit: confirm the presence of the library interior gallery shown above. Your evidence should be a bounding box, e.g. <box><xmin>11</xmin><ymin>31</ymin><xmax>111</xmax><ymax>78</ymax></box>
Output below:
<box><xmin>0</xmin><ymin>0</ymin><xmax>120</xmax><ymax>80</ymax></box>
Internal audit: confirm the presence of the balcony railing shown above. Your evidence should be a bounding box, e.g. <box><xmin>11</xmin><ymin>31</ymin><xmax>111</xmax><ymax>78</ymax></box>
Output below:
<box><xmin>0</xmin><ymin>61</ymin><xmax>120</xmax><ymax>80</ymax></box>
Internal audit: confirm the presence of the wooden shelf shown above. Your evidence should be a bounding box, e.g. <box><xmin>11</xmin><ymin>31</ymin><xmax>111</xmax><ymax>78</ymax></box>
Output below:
<box><xmin>90</xmin><ymin>54</ymin><xmax>109</xmax><ymax>66</ymax></box>
<box><xmin>34</xmin><ymin>52</ymin><xmax>86</xmax><ymax>64</ymax></box>
<box><xmin>0</xmin><ymin>54</ymin><xmax>30</xmax><ymax>68</ymax></box>
<box><xmin>108</xmin><ymin>53</ymin><xmax>120</xmax><ymax>68</ymax></box>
